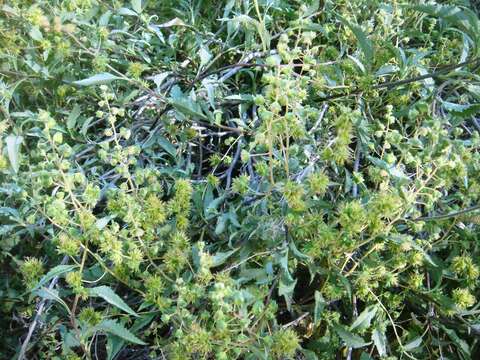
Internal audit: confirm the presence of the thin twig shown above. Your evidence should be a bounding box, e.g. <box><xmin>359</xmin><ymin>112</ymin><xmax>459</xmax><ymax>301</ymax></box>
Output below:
<box><xmin>318</xmin><ymin>57</ymin><xmax>480</xmax><ymax>101</ymax></box>
<box><xmin>413</xmin><ymin>204</ymin><xmax>480</xmax><ymax>222</ymax></box>
<box><xmin>308</xmin><ymin>103</ymin><xmax>329</xmax><ymax>134</ymax></box>
<box><xmin>218</xmin><ymin>50</ymin><xmax>277</xmax><ymax>83</ymax></box>
<box><xmin>281</xmin><ymin>313</ymin><xmax>309</xmax><ymax>329</ymax></box>
<box><xmin>352</xmin><ymin>141</ymin><xmax>362</xmax><ymax>198</ymax></box>
<box><xmin>224</xmin><ymin>136</ymin><xmax>243</xmax><ymax>189</ymax></box>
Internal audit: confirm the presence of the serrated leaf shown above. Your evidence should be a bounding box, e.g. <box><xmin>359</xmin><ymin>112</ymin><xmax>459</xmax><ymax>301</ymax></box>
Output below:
<box><xmin>32</xmin><ymin>264</ymin><xmax>78</xmax><ymax>291</ymax></box>
<box><xmin>442</xmin><ymin>101</ymin><xmax>480</xmax><ymax>117</ymax></box>
<box><xmin>441</xmin><ymin>325</ymin><xmax>471</xmax><ymax>356</ymax></box>
<box><xmin>289</xmin><ymin>240</ymin><xmax>310</xmax><ymax>261</ymax></box>
<box><xmin>95</xmin><ymin>320</ymin><xmax>146</xmax><ymax>345</ymax></box>
<box><xmin>170</xmin><ymin>96</ymin><xmax>207</xmax><ymax>120</ymax></box>
<box><xmin>106</xmin><ymin>335</ymin><xmax>125</xmax><ymax>360</ymax></box>
<box><xmin>88</xmin><ymin>286</ymin><xmax>138</xmax><ymax>317</ymax></box>
<box><xmin>333</xmin><ymin>325</ymin><xmax>371</xmax><ymax>349</ymax></box>
<box><xmin>278</xmin><ymin>275</ymin><xmax>297</xmax><ymax>311</ymax></box>
<box><xmin>314</xmin><ymin>291</ymin><xmax>326</xmax><ymax>325</ymax></box>
<box><xmin>212</xmin><ymin>248</ymin><xmax>238</xmax><ymax>267</ymax></box>
<box><xmin>372</xmin><ymin>328</ymin><xmax>387</xmax><ymax>356</ymax></box>
<box><xmin>6</xmin><ymin>135</ymin><xmax>23</xmax><ymax>173</ymax></box>
<box><xmin>350</xmin><ymin>305</ymin><xmax>377</xmax><ymax>330</ymax></box>
<box><xmin>74</xmin><ymin>73</ymin><xmax>122</xmax><ymax>86</ymax></box>
<box><xmin>338</xmin><ymin>16</ymin><xmax>374</xmax><ymax>69</ymax></box>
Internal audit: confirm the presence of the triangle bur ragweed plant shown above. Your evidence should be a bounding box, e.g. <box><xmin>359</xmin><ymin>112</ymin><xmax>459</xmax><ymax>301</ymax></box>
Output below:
<box><xmin>1</xmin><ymin>1</ymin><xmax>480</xmax><ymax>359</ymax></box>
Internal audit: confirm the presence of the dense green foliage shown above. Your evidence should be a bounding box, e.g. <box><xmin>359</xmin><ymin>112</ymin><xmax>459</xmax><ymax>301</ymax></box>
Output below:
<box><xmin>1</xmin><ymin>0</ymin><xmax>480</xmax><ymax>359</ymax></box>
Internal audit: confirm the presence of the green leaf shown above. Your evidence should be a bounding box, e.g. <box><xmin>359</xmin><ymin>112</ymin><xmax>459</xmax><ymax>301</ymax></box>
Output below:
<box><xmin>211</xmin><ymin>248</ymin><xmax>239</xmax><ymax>267</ymax></box>
<box><xmin>279</xmin><ymin>275</ymin><xmax>297</xmax><ymax>311</ymax></box>
<box><xmin>199</xmin><ymin>45</ymin><xmax>212</xmax><ymax>69</ymax></box>
<box><xmin>0</xmin><ymin>207</ymin><xmax>19</xmax><ymax>218</ymax></box>
<box><xmin>301</xmin><ymin>349</ymin><xmax>319</xmax><ymax>360</ymax></box>
<box><xmin>32</xmin><ymin>264</ymin><xmax>78</xmax><ymax>291</ymax></box>
<box><xmin>158</xmin><ymin>17</ymin><xmax>186</xmax><ymax>28</ymax></box>
<box><xmin>73</xmin><ymin>73</ymin><xmax>122</xmax><ymax>86</ymax></box>
<box><xmin>442</xmin><ymin>101</ymin><xmax>480</xmax><ymax>117</ymax></box>
<box><xmin>131</xmin><ymin>0</ymin><xmax>142</xmax><ymax>13</ymax></box>
<box><xmin>6</xmin><ymin>135</ymin><xmax>23</xmax><ymax>173</ymax></box>
<box><xmin>338</xmin><ymin>16</ymin><xmax>374</xmax><ymax>68</ymax></box>
<box><xmin>95</xmin><ymin>320</ymin><xmax>146</xmax><ymax>345</ymax></box>
<box><xmin>403</xmin><ymin>336</ymin><xmax>422</xmax><ymax>351</ymax></box>
<box><xmin>35</xmin><ymin>287</ymin><xmax>71</xmax><ymax>314</ymax></box>
<box><xmin>441</xmin><ymin>325</ymin><xmax>471</xmax><ymax>357</ymax></box>
<box><xmin>67</xmin><ymin>105</ymin><xmax>82</xmax><ymax>130</ymax></box>
<box><xmin>106</xmin><ymin>335</ymin><xmax>125</xmax><ymax>360</ymax></box>
<box><xmin>169</xmin><ymin>86</ymin><xmax>207</xmax><ymax>120</ymax></box>
<box><xmin>118</xmin><ymin>7</ymin><xmax>138</xmax><ymax>16</ymax></box>
<box><xmin>408</xmin><ymin>4</ymin><xmax>480</xmax><ymax>44</ymax></box>
<box><xmin>96</xmin><ymin>215</ymin><xmax>114</xmax><ymax>230</ymax></box>
<box><xmin>314</xmin><ymin>291</ymin><xmax>326</xmax><ymax>325</ymax></box>
<box><xmin>372</xmin><ymin>328</ymin><xmax>387</xmax><ymax>357</ymax></box>
<box><xmin>81</xmin><ymin>117</ymin><xmax>94</xmax><ymax>136</ymax></box>
<box><xmin>360</xmin><ymin>353</ymin><xmax>374</xmax><ymax>360</ymax></box>
<box><xmin>157</xmin><ymin>135</ymin><xmax>176</xmax><ymax>158</ymax></box>
<box><xmin>333</xmin><ymin>325</ymin><xmax>371</xmax><ymax>349</ymax></box>
<box><xmin>289</xmin><ymin>240</ymin><xmax>310</xmax><ymax>261</ymax></box>
<box><xmin>29</xmin><ymin>26</ymin><xmax>43</xmax><ymax>41</ymax></box>
<box><xmin>88</xmin><ymin>286</ymin><xmax>138</xmax><ymax>317</ymax></box>
<box><xmin>350</xmin><ymin>305</ymin><xmax>377</xmax><ymax>331</ymax></box>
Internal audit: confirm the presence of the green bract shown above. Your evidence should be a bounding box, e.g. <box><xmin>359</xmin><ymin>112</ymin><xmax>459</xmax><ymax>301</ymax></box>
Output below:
<box><xmin>1</xmin><ymin>1</ymin><xmax>480</xmax><ymax>359</ymax></box>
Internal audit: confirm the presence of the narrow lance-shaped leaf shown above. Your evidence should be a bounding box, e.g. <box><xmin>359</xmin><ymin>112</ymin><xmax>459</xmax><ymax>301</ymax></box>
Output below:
<box><xmin>95</xmin><ymin>320</ymin><xmax>146</xmax><ymax>345</ymax></box>
<box><xmin>6</xmin><ymin>135</ymin><xmax>23</xmax><ymax>173</ymax></box>
<box><xmin>338</xmin><ymin>15</ymin><xmax>374</xmax><ymax>70</ymax></box>
<box><xmin>372</xmin><ymin>328</ymin><xmax>387</xmax><ymax>356</ymax></box>
<box><xmin>350</xmin><ymin>305</ymin><xmax>378</xmax><ymax>330</ymax></box>
<box><xmin>314</xmin><ymin>291</ymin><xmax>326</xmax><ymax>325</ymax></box>
<box><xmin>73</xmin><ymin>73</ymin><xmax>122</xmax><ymax>86</ymax></box>
<box><xmin>333</xmin><ymin>325</ymin><xmax>371</xmax><ymax>349</ymax></box>
<box><xmin>88</xmin><ymin>286</ymin><xmax>138</xmax><ymax>317</ymax></box>
<box><xmin>32</xmin><ymin>264</ymin><xmax>78</xmax><ymax>291</ymax></box>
